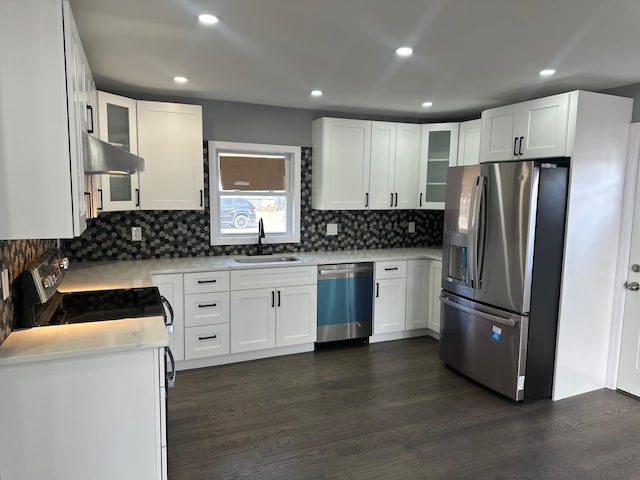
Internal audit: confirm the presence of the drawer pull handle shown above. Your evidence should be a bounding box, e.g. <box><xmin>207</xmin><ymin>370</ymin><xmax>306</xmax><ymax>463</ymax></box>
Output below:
<box><xmin>384</xmin><ymin>267</ymin><xmax>399</xmax><ymax>271</ymax></box>
<box><xmin>198</xmin><ymin>335</ymin><xmax>218</xmax><ymax>341</ymax></box>
<box><xmin>198</xmin><ymin>303</ymin><xmax>217</xmax><ymax>308</ymax></box>
<box><xmin>197</xmin><ymin>279</ymin><xmax>217</xmax><ymax>284</ymax></box>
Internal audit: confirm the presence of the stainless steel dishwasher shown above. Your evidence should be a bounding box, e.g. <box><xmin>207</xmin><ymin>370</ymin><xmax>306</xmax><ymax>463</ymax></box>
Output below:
<box><xmin>316</xmin><ymin>263</ymin><xmax>373</xmax><ymax>344</ymax></box>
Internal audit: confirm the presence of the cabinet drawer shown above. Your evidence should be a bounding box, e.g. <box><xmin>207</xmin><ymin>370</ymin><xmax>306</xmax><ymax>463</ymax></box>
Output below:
<box><xmin>230</xmin><ymin>266</ymin><xmax>317</xmax><ymax>290</ymax></box>
<box><xmin>184</xmin><ymin>292</ymin><xmax>230</xmax><ymax>327</ymax></box>
<box><xmin>375</xmin><ymin>260</ymin><xmax>407</xmax><ymax>279</ymax></box>
<box><xmin>185</xmin><ymin>324</ymin><xmax>230</xmax><ymax>359</ymax></box>
<box><xmin>184</xmin><ymin>271</ymin><xmax>230</xmax><ymax>294</ymax></box>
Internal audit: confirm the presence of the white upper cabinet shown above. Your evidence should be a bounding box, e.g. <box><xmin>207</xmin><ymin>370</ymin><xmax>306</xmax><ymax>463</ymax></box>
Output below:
<box><xmin>312</xmin><ymin>118</ymin><xmax>420</xmax><ymax>210</ymax></box>
<box><xmin>0</xmin><ymin>0</ymin><xmax>91</xmax><ymax>239</ymax></box>
<box><xmin>137</xmin><ymin>101</ymin><xmax>204</xmax><ymax>210</ymax></box>
<box><xmin>312</xmin><ymin>118</ymin><xmax>372</xmax><ymax>210</ymax></box>
<box><xmin>480</xmin><ymin>92</ymin><xmax>572</xmax><ymax>162</ymax></box>
<box><xmin>418</xmin><ymin>123</ymin><xmax>459</xmax><ymax>210</ymax></box>
<box><xmin>97</xmin><ymin>91</ymin><xmax>140</xmax><ymax>212</ymax></box>
<box><xmin>394</xmin><ymin>123</ymin><xmax>422</xmax><ymax>209</ymax></box>
<box><xmin>96</xmin><ymin>94</ymin><xmax>205</xmax><ymax>211</ymax></box>
<box><xmin>456</xmin><ymin>119</ymin><xmax>481</xmax><ymax>166</ymax></box>
<box><xmin>369</xmin><ymin>122</ymin><xmax>398</xmax><ymax>209</ymax></box>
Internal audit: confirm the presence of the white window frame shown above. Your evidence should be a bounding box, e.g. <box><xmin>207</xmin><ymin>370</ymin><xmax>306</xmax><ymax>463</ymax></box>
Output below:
<box><xmin>209</xmin><ymin>140</ymin><xmax>301</xmax><ymax>246</ymax></box>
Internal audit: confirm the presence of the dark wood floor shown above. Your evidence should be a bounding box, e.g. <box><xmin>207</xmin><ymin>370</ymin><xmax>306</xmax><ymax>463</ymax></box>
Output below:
<box><xmin>167</xmin><ymin>337</ymin><xmax>640</xmax><ymax>480</ymax></box>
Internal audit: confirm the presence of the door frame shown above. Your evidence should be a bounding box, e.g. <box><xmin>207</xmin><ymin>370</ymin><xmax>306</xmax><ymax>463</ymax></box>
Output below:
<box><xmin>607</xmin><ymin>123</ymin><xmax>640</xmax><ymax>389</ymax></box>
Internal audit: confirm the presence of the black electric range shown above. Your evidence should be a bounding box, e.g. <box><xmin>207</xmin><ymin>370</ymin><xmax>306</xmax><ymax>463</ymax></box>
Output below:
<box><xmin>14</xmin><ymin>250</ymin><xmax>168</xmax><ymax>329</ymax></box>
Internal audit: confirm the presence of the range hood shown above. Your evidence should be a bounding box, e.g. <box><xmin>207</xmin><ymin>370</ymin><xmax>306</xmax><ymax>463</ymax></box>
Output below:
<box><xmin>83</xmin><ymin>132</ymin><xmax>145</xmax><ymax>174</ymax></box>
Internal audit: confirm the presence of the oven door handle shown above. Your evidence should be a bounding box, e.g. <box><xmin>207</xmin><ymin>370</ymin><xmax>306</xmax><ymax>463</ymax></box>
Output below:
<box><xmin>165</xmin><ymin>347</ymin><xmax>176</xmax><ymax>388</ymax></box>
<box><xmin>161</xmin><ymin>295</ymin><xmax>174</xmax><ymax>332</ymax></box>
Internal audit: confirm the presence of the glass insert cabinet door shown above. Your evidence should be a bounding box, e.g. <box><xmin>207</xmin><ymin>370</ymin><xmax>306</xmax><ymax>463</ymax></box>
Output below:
<box><xmin>419</xmin><ymin>123</ymin><xmax>459</xmax><ymax>210</ymax></box>
<box><xmin>96</xmin><ymin>91</ymin><xmax>140</xmax><ymax>211</ymax></box>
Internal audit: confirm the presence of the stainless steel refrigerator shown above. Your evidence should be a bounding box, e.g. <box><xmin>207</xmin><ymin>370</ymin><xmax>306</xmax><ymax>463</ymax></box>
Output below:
<box><xmin>439</xmin><ymin>159</ymin><xmax>568</xmax><ymax>401</ymax></box>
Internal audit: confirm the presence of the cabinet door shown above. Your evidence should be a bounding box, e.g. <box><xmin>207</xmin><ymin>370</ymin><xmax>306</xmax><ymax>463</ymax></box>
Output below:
<box><xmin>63</xmin><ymin>2</ymin><xmax>88</xmax><ymax>237</ymax></box>
<box><xmin>373</xmin><ymin>278</ymin><xmax>407</xmax><ymax>334</ymax></box>
<box><xmin>406</xmin><ymin>259</ymin><xmax>429</xmax><ymax>330</ymax></box>
<box><xmin>369</xmin><ymin>121</ymin><xmax>397</xmax><ymax>210</ymax></box>
<box><xmin>480</xmin><ymin>104</ymin><xmax>519</xmax><ymax>163</ymax></box>
<box><xmin>457</xmin><ymin>119</ymin><xmax>481</xmax><ymax>166</ymax></box>
<box><xmin>275</xmin><ymin>285</ymin><xmax>317</xmax><ymax>347</ymax></box>
<box><xmin>97</xmin><ymin>91</ymin><xmax>140</xmax><ymax>211</ymax></box>
<box><xmin>230</xmin><ymin>288</ymin><xmax>276</xmax><ymax>353</ymax></box>
<box><xmin>137</xmin><ymin>101</ymin><xmax>204</xmax><ymax>210</ymax></box>
<box><xmin>428</xmin><ymin>261</ymin><xmax>443</xmax><ymax>333</ymax></box>
<box><xmin>419</xmin><ymin>123</ymin><xmax>459</xmax><ymax>210</ymax></box>
<box><xmin>312</xmin><ymin>118</ymin><xmax>371</xmax><ymax>210</ymax></box>
<box><xmin>519</xmin><ymin>93</ymin><xmax>571</xmax><ymax>159</ymax></box>
<box><xmin>151</xmin><ymin>273</ymin><xmax>185</xmax><ymax>362</ymax></box>
<box><xmin>394</xmin><ymin>123</ymin><xmax>421</xmax><ymax>209</ymax></box>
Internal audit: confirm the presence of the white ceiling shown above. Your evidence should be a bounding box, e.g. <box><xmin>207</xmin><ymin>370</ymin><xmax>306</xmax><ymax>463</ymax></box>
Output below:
<box><xmin>69</xmin><ymin>0</ymin><xmax>640</xmax><ymax>120</ymax></box>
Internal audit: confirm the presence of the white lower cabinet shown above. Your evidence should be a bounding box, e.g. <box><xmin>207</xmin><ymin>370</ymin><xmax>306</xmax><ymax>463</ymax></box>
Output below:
<box><xmin>406</xmin><ymin>259</ymin><xmax>430</xmax><ymax>330</ymax></box>
<box><xmin>230</xmin><ymin>288</ymin><xmax>277</xmax><ymax>353</ymax></box>
<box><xmin>230</xmin><ymin>266</ymin><xmax>317</xmax><ymax>354</ymax></box>
<box><xmin>427</xmin><ymin>260</ymin><xmax>443</xmax><ymax>333</ymax></box>
<box><xmin>0</xmin><ymin>348</ymin><xmax>166</xmax><ymax>480</ymax></box>
<box><xmin>183</xmin><ymin>271</ymin><xmax>230</xmax><ymax>359</ymax></box>
<box><xmin>151</xmin><ymin>273</ymin><xmax>185</xmax><ymax>361</ymax></box>
<box><xmin>373</xmin><ymin>261</ymin><xmax>407</xmax><ymax>334</ymax></box>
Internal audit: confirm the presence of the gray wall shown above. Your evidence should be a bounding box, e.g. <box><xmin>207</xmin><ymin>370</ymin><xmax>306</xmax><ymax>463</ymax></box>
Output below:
<box><xmin>603</xmin><ymin>83</ymin><xmax>640</xmax><ymax>122</ymax></box>
<box><xmin>116</xmin><ymin>90</ymin><xmax>433</xmax><ymax>145</ymax></box>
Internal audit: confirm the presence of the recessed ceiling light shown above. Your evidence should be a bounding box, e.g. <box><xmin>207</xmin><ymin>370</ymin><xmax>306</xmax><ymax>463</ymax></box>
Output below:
<box><xmin>539</xmin><ymin>69</ymin><xmax>556</xmax><ymax>77</ymax></box>
<box><xmin>173</xmin><ymin>76</ymin><xmax>189</xmax><ymax>84</ymax></box>
<box><xmin>422</xmin><ymin>101</ymin><xmax>433</xmax><ymax>108</ymax></box>
<box><xmin>198</xmin><ymin>14</ymin><xmax>219</xmax><ymax>25</ymax></box>
<box><xmin>395</xmin><ymin>47</ymin><xmax>413</xmax><ymax>57</ymax></box>
<box><xmin>310</xmin><ymin>90</ymin><xmax>323</xmax><ymax>97</ymax></box>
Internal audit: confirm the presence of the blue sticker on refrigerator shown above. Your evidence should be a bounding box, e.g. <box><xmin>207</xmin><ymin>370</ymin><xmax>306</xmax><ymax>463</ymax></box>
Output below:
<box><xmin>491</xmin><ymin>325</ymin><xmax>502</xmax><ymax>342</ymax></box>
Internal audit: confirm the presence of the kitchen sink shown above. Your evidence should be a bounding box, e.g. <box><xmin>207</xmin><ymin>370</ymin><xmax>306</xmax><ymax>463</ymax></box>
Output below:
<box><xmin>233</xmin><ymin>255</ymin><xmax>300</xmax><ymax>264</ymax></box>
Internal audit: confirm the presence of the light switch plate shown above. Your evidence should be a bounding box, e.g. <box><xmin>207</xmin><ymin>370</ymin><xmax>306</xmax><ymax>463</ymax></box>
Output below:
<box><xmin>408</xmin><ymin>222</ymin><xmax>416</xmax><ymax>234</ymax></box>
<box><xmin>326</xmin><ymin>223</ymin><xmax>338</xmax><ymax>236</ymax></box>
<box><xmin>131</xmin><ymin>226</ymin><xmax>142</xmax><ymax>241</ymax></box>
<box><xmin>1</xmin><ymin>268</ymin><xmax>9</xmax><ymax>301</ymax></box>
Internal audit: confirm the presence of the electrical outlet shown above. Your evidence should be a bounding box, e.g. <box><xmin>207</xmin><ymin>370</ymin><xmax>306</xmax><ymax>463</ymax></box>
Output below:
<box><xmin>1</xmin><ymin>268</ymin><xmax>9</xmax><ymax>301</ymax></box>
<box><xmin>131</xmin><ymin>226</ymin><xmax>142</xmax><ymax>241</ymax></box>
<box><xmin>326</xmin><ymin>223</ymin><xmax>338</xmax><ymax>236</ymax></box>
<box><xmin>408</xmin><ymin>222</ymin><xmax>416</xmax><ymax>234</ymax></box>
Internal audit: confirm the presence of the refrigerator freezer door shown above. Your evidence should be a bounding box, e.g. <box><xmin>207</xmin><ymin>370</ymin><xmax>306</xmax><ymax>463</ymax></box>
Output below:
<box><xmin>439</xmin><ymin>292</ymin><xmax>528</xmax><ymax>401</ymax></box>
<box><xmin>473</xmin><ymin>161</ymin><xmax>538</xmax><ymax>313</ymax></box>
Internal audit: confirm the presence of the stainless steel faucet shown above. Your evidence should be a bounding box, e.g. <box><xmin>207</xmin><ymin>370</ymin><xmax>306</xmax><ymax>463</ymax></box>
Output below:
<box><xmin>256</xmin><ymin>218</ymin><xmax>265</xmax><ymax>255</ymax></box>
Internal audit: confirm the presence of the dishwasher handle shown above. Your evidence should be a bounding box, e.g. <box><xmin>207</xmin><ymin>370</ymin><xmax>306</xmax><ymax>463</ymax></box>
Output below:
<box><xmin>319</xmin><ymin>266</ymin><xmax>372</xmax><ymax>276</ymax></box>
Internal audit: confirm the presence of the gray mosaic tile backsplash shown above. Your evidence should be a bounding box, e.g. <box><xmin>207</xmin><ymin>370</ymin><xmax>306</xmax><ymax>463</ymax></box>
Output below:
<box><xmin>0</xmin><ymin>239</ymin><xmax>57</xmax><ymax>343</ymax></box>
<box><xmin>63</xmin><ymin>147</ymin><xmax>444</xmax><ymax>261</ymax></box>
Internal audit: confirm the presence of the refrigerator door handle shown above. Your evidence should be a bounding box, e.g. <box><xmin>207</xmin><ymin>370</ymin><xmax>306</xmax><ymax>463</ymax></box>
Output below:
<box><xmin>467</xmin><ymin>176</ymin><xmax>483</xmax><ymax>288</ymax></box>
<box><xmin>475</xmin><ymin>176</ymin><xmax>488</xmax><ymax>289</ymax></box>
<box><xmin>440</xmin><ymin>295</ymin><xmax>518</xmax><ymax>327</ymax></box>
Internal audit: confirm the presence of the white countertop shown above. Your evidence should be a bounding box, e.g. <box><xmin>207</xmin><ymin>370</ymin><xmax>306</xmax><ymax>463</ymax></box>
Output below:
<box><xmin>59</xmin><ymin>247</ymin><xmax>442</xmax><ymax>292</ymax></box>
<box><xmin>1</xmin><ymin>247</ymin><xmax>440</xmax><ymax>366</ymax></box>
<box><xmin>0</xmin><ymin>316</ymin><xmax>168</xmax><ymax>366</ymax></box>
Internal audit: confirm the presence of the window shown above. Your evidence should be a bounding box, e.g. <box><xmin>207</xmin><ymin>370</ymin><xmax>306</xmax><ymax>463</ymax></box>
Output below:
<box><xmin>209</xmin><ymin>141</ymin><xmax>301</xmax><ymax>246</ymax></box>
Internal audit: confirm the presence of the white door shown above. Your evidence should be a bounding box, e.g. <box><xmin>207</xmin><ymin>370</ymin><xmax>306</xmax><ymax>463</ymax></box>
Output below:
<box><xmin>479</xmin><ymin>104</ymin><xmax>519</xmax><ymax>163</ymax></box>
<box><xmin>97</xmin><ymin>91</ymin><xmax>140</xmax><ymax>211</ymax></box>
<box><xmin>368</xmin><ymin>121</ymin><xmax>397</xmax><ymax>210</ymax></box>
<box><xmin>275</xmin><ymin>285</ymin><xmax>317</xmax><ymax>347</ymax></box>
<box><xmin>318</xmin><ymin>118</ymin><xmax>371</xmax><ymax>210</ymax></box>
<box><xmin>373</xmin><ymin>278</ymin><xmax>406</xmax><ymax>334</ymax></box>
<box><xmin>405</xmin><ymin>259</ymin><xmax>429</xmax><ymax>330</ymax></box>
<box><xmin>427</xmin><ymin>260</ymin><xmax>442</xmax><ymax>334</ymax></box>
<box><xmin>419</xmin><ymin>123</ymin><xmax>459</xmax><ymax>209</ymax></box>
<box><xmin>137</xmin><ymin>101</ymin><xmax>204</xmax><ymax>210</ymax></box>
<box><xmin>519</xmin><ymin>92</ymin><xmax>570</xmax><ymax>159</ymax></box>
<box><xmin>457</xmin><ymin>119</ymin><xmax>481</xmax><ymax>166</ymax></box>
<box><xmin>151</xmin><ymin>273</ymin><xmax>185</xmax><ymax>362</ymax></box>
<box><xmin>617</xmin><ymin>125</ymin><xmax>640</xmax><ymax>397</ymax></box>
<box><xmin>394</xmin><ymin>123</ymin><xmax>421</xmax><ymax>209</ymax></box>
<box><xmin>230</xmin><ymin>288</ymin><xmax>276</xmax><ymax>353</ymax></box>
